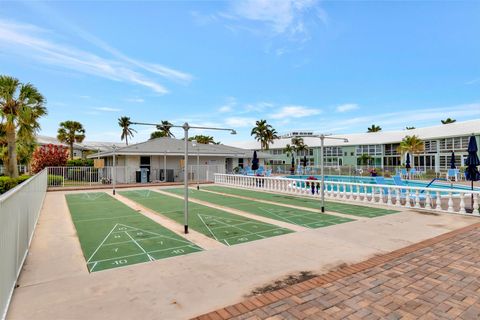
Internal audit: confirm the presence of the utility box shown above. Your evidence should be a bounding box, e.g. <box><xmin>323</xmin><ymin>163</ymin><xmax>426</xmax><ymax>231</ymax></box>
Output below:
<box><xmin>160</xmin><ymin>169</ymin><xmax>174</xmax><ymax>182</ymax></box>
<box><xmin>140</xmin><ymin>168</ymin><xmax>149</xmax><ymax>183</ymax></box>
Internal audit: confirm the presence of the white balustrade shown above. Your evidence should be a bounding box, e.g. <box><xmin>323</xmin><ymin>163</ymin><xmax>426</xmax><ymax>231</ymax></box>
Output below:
<box><xmin>214</xmin><ymin>173</ymin><xmax>480</xmax><ymax>217</ymax></box>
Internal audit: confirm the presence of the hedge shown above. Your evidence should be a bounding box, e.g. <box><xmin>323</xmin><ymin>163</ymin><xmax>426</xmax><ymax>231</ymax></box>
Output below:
<box><xmin>0</xmin><ymin>175</ymin><xmax>32</xmax><ymax>194</ymax></box>
<box><xmin>67</xmin><ymin>159</ymin><xmax>94</xmax><ymax>167</ymax></box>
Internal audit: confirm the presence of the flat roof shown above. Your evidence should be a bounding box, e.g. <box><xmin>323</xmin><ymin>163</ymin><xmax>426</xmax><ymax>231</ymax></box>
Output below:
<box><xmin>234</xmin><ymin>119</ymin><xmax>480</xmax><ymax>149</ymax></box>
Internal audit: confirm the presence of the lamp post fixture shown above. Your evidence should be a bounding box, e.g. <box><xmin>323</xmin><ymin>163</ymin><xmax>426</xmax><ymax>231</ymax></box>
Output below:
<box><xmin>191</xmin><ymin>140</ymin><xmax>200</xmax><ymax>190</ymax></box>
<box><xmin>131</xmin><ymin>121</ymin><xmax>236</xmax><ymax>234</ymax></box>
<box><xmin>294</xmin><ymin>134</ymin><xmax>348</xmax><ymax>213</ymax></box>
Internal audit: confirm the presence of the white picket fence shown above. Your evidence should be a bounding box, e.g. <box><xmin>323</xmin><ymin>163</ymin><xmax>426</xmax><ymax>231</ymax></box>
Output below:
<box><xmin>46</xmin><ymin>165</ymin><xmax>225</xmax><ymax>187</ymax></box>
<box><xmin>214</xmin><ymin>174</ymin><xmax>480</xmax><ymax>216</ymax></box>
<box><xmin>0</xmin><ymin>169</ymin><xmax>47</xmax><ymax>320</ymax></box>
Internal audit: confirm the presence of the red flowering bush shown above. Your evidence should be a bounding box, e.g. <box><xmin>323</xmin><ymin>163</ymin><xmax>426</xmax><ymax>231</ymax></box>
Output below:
<box><xmin>31</xmin><ymin>144</ymin><xmax>69</xmax><ymax>173</ymax></box>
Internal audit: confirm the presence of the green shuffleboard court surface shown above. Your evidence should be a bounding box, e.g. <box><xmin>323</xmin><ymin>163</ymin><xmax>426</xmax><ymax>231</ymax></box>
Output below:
<box><xmin>119</xmin><ymin>189</ymin><xmax>293</xmax><ymax>246</ymax></box>
<box><xmin>204</xmin><ymin>186</ymin><xmax>399</xmax><ymax>218</ymax></box>
<box><xmin>65</xmin><ymin>192</ymin><xmax>202</xmax><ymax>272</ymax></box>
<box><xmin>163</xmin><ymin>188</ymin><xmax>353</xmax><ymax>228</ymax></box>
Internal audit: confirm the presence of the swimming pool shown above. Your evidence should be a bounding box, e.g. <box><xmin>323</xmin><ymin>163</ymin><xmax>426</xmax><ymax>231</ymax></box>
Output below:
<box><xmin>284</xmin><ymin>175</ymin><xmax>480</xmax><ymax>192</ymax></box>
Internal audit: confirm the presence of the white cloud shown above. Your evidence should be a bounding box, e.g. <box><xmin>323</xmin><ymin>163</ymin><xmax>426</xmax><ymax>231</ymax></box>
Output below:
<box><xmin>230</xmin><ymin>0</ymin><xmax>323</xmax><ymax>36</ymax></box>
<box><xmin>465</xmin><ymin>78</ymin><xmax>480</xmax><ymax>85</ymax></box>
<box><xmin>218</xmin><ymin>97</ymin><xmax>237</xmax><ymax>113</ymax></box>
<box><xmin>336</xmin><ymin>103</ymin><xmax>359</xmax><ymax>113</ymax></box>
<box><xmin>219</xmin><ymin>105</ymin><xmax>232</xmax><ymax>113</ymax></box>
<box><xmin>225</xmin><ymin>117</ymin><xmax>256</xmax><ymax>127</ymax></box>
<box><xmin>271</xmin><ymin>105</ymin><xmax>321</xmax><ymax>119</ymax></box>
<box><xmin>126</xmin><ymin>98</ymin><xmax>145</xmax><ymax>103</ymax></box>
<box><xmin>0</xmin><ymin>19</ymin><xmax>192</xmax><ymax>94</ymax></box>
<box><xmin>94</xmin><ymin>107</ymin><xmax>121</xmax><ymax>112</ymax></box>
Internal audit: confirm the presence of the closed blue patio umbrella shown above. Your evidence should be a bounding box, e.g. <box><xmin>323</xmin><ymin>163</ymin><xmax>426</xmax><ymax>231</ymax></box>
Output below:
<box><xmin>291</xmin><ymin>154</ymin><xmax>295</xmax><ymax>174</ymax></box>
<box><xmin>251</xmin><ymin>150</ymin><xmax>259</xmax><ymax>171</ymax></box>
<box><xmin>405</xmin><ymin>153</ymin><xmax>411</xmax><ymax>169</ymax></box>
<box><xmin>465</xmin><ymin>135</ymin><xmax>480</xmax><ymax>211</ymax></box>
<box><xmin>450</xmin><ymin>151</ymin><xmax>456</xmax><ymax>169</ymax></box>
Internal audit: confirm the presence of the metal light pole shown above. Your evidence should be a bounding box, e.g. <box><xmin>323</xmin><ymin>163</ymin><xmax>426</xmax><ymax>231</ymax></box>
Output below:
<box><xmin>112</xmin><ymin>145</ymin><xmax>117</xmax><ymax>195</ymax></box>
<box><xmin>131</xmin><ymin>121</ymin><xmax>236</xmax><ymax>234</ymax></box>
<box><xmin>294</xmin><ymin>134</ymin><xmax>348</xmax><ymax>213</ymax></box>
<box><xmin>183</xmin><ymin>123</ymin><xmax>189</xmax><ymax>234</ymax></box>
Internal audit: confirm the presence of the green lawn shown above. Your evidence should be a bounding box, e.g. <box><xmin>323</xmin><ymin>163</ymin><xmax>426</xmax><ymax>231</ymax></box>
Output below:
<box><xmin>65</xmin><ymin>192</ymin><xmax>202</xmax><ymax>272</ymax></box>
<box><xmin>119</xmin><ymin>189</ymin><xmax>293</xmax><ymax>246</ymax></box>
<box><xmin>163</xmin><ymin>188</ymin><xmax>353</xmax><ymax>228</ymax></box>
<box><xmin>204</xmin><ymin>186</ymin><xmax>399</xmax><ymax>218</ymax></box>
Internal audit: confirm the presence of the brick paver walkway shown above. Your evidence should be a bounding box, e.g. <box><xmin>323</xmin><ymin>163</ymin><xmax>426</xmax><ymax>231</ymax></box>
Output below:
<box><xmin>194</xmin><ymin>222</ymin><xmax>480</xmax><ymax>320</ymax></box>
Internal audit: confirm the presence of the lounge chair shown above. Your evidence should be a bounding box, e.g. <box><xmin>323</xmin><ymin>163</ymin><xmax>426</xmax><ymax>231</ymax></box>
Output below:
<box><xmin>447</xmin><ymin>169</ymin><xmax>459</xmax><ymax>181</ymax></box>
<box><xmin>276</xmin><ymin>167</ymin><xmax>283</xmax><ymax>174</ymax></box>
<box><xmin>410</xmin><ymin>168</ymin><xmax>417</xmax><ymax>179</ymax></box>
<box><xmin>374</xmin><ymin>176</ymin><xmax>390</xmax><ymax>196</ymax></box>
<box><xmin>265</xmin><ymin>169</ymin><xmax>272</xmax><ymax>177</ymax></box>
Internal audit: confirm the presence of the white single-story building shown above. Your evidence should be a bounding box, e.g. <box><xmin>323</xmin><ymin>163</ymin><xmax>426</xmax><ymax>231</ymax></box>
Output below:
<box><xmin>88</xmin><ymin>138</ymin><xmax>268</xmax><ymax>183</ymax></box>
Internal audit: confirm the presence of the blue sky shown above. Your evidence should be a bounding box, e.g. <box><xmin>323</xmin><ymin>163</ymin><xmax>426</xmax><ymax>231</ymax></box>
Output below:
<box><xmin>1</xmin><ymin>0</ymin><xmax>479</xmax><ymax>145</ymax></box>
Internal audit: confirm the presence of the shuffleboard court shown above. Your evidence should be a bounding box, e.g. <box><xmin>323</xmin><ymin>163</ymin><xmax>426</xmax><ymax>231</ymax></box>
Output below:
<box><xmin>163</xmin><ymin>188</ymin><xmax>353</xmax><ymax>228</ymax></box>
<box><xmin>119</xmin><ymin>189</ymin><xmax>293</xmax><ymax>246</ymax></box>
<box><xmin>65</xmin><ymin>192</ymin><xmax>202</xmax><ymax>272</ymax></box>
<box><xmin>204</xmin><ymin>186</ymin><xmax>399</xmax><ymax>218</ymax></box>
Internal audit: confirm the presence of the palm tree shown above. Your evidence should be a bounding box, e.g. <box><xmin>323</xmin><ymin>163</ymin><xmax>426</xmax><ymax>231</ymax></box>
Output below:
<box><xmin>250</xmin><ymin>119</ymin><xmax>278</xmax><ymax>150</ymax></box>
<box><xmin>189</xmin><ymin>135</ymin><xmax>216</xmax><ymax>144</ymax></box>
<box><xmin>150</xmin><ymin>131</ymin><xmax>166</xmax><ymax>139</ymax></box>
<box><xmin>57</xmin><ymin>121</ymin><xmax>86</xmax><ymax>159</ymax></box>
<box><xmin>118</xmin><ymin>116</ymin><xmax>136</xmax><ymax>145</ymax></box>
<box><xmin>291</xmin><ymin>137</ymin><xmax>309</xmax><ymax>162</ymax></box>
<box><xmin>367</xmin><ymin>124</ymin><xmax>382</xmax><ymax>132</ymax></box>
<box><xmin>397</xmin><ymin>135</ymin><xmax>424</xmax><ymax>169</ymax></box>
<box><xmin>358</xmin><ymin>153</ymin><xmax>373</xmax><ymax>166</ymax></box>
<box><xmin>283</xmin><ymin>144</ymin><xmax>295</xmax><ymax>157</ymax></box>
<box><xmin>441</xmin><ymin>118</ymin><xmax>456</xmax><ymax>124</ymax></box>
<box><xmin>157</xmin><ymin>120</ymin><xmax>175</xmax><ymax>138</ymax></box>
<box><xmin>0</xmin><ymin>75</ymin><xmax>46</xmax><ymax>178</ymax></box>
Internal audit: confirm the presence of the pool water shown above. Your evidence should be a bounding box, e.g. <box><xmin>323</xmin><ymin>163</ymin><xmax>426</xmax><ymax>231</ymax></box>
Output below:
<box><xmin>284</xmin><ymin>175</ymin><xmax>479</xmax><ymax>194</ymax></box>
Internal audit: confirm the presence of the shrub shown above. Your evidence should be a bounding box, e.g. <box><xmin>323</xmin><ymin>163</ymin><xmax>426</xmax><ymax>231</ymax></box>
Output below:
<box><xmin>0</xmin><ymin>176</ymin><xmax>19</xmax><ymax>194</ymax></box>
<box><xmin>67</xmin><ymin>159</ymin><xmax>94</xmax><ymax>167</ymax></box>
<box><xmin>31</xmin><ymin>144</ymin><xmax>69</xmax><ymax>173</ymax></box>
<box><xmin>16</xmin><ymin>175</ymin><xmax>31</xmax><ymax>184</ymax></box>
<box><xmin>48</xmin><ymin>174</ymin><xmax>64</xmax><ymax>186</ymax></box>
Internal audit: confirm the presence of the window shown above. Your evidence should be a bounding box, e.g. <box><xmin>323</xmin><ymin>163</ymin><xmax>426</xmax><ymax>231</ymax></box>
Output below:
<box><xmin>356</xmin><ymin>145</ymin><xmax>382</xmax><ymax>156</ymax></box>
<box><xmin>424</xmin><ymin>140</ymin><xmax>437</xmax><ymax>153</ymax></box>
<box><xmin>384</xmin><ymin>144</ymin><xmax>400</xmax><ymax>156</ymax></box>
<box><xmin>324</xmin><ymin>147</ymin><xmax>342</xmax><ymax>157</ymax></box>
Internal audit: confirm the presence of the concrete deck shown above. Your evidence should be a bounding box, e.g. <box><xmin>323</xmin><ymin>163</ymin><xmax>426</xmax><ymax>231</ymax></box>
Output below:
<box><xmin>6</xmin><ymin>189</ymin><xmax>479</xmax><ymax>320</ymax></box>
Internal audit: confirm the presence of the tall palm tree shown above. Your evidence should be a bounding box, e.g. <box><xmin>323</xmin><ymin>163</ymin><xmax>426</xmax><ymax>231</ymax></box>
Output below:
<box><xmin>441</xmin><ymin>118</ymin><xmax>456</xmax><ymax>124</ymax></box>
<box><xmin>397</xmin><ymin>135</ymin><xmax>424</xmax><ymax>168</ymax></box>
<box><xmin>250</xmin><ymin>119</ymin><xmax>278</xmax><ymax>150</ymax></box>
<box><xmin>156</xmin><ymin>120</ymin><xmax>175</xmax><ymax>138</ymax></box>
<box><xmin>0</xmin><ymin>75</ymin><xmax>46</xmax><ymax>178</ymax></box>
<box><xmin>189</xmin><ymin>135</ymin><xmax>216</xmax><ymax>144</ymax></box>
<box><xmin>150</xmin><ymin>131</ymin><xmax>166</xmax><ymax>139</ymax></box>
<box><xmin>291</xmin><ymin>137</ymin><xmax>309</xmax><ymax>160</ymax></box>
<box><xmin>367</xmin><ymin>124</ymin><xmax>382</xmax><ymax>132</ymax></box>
<box><xmin>57</xmin><ymin>121</ymin><xmax>86</xmax><ymax>159</ymax></box>
<box><xmin>283</xmin><ymin>144</ymin><xmax>295</xmax><ymax>157</ymax></box>
<box><xmin>118</xmin><ymin>116</ymin><xmax>136</xmax><ymax>145</ymax></box>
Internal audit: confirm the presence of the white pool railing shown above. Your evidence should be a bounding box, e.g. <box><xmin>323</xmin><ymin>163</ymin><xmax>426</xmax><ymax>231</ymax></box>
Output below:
<box><xmin>214</xmin><ymin>174</ymin><xmax>480</xmax><ymax>216</ymax></box>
